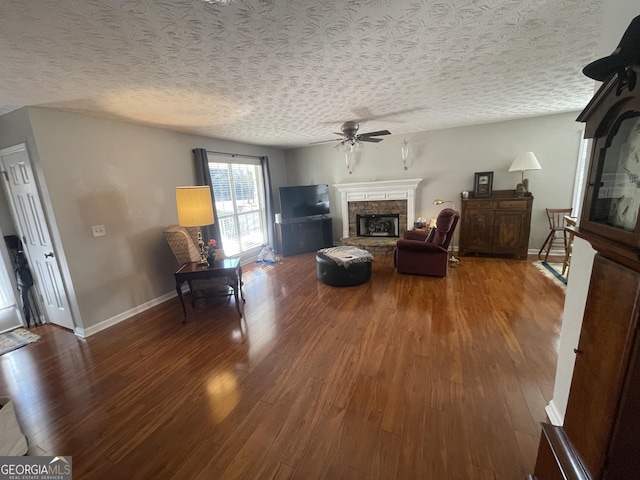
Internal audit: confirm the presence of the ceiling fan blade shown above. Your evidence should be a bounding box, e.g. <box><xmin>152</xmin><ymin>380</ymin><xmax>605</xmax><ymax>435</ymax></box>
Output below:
<box><xmin>358</xmin><ymin>137</ymin><xmax>384</xmax><ymax>143</ymax></box>
<box><xmin>320</xmin><ymin>107</ymin><xmax>425</xmax><ymax>126</ymax></box>
<box><xmin>360</xmin><ymin>129</ymin><xmax>391</xmax><ymax>137</ymax></box>
<box><xmin>309</xmin><ymin>138</ymin><xmax>342</xmax><ymax>145</ymax></box>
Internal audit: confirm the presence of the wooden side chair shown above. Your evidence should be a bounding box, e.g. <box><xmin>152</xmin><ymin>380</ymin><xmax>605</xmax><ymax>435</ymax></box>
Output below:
<box><xmin>539</xmin><ymin>208</ymin><xmax>573</xmax><ymax>262</ymax></box>
<box><xmin>164</xmin><ymin>225</ymin><xmax>230</xmax><ymax>298</ymax></box>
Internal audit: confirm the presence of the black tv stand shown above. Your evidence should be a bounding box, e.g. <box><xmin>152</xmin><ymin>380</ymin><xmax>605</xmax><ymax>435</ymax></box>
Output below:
<box><xmin>275</xmin><ymin>217</ymin><xmax>333</xmax><ymax>256</ymax></box>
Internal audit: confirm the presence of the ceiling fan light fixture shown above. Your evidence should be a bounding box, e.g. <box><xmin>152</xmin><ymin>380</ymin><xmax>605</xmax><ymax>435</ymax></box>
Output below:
<box><xmin>343</xmin><ymin>141</ymin><xmax>360</xmax><ymax>175</ymax></box>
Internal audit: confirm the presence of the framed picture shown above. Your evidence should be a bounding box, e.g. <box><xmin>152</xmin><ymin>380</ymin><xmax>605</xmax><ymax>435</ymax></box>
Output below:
<box><xmin>474</xmin><ymin>171</ymin><xmax>493</xmax><ymax>197</ymax></box>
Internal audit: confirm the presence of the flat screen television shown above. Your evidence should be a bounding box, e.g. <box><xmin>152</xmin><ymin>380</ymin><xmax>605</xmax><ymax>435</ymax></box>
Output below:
<box><xmin>279</xmin><ymin>184</ymin><xmax>330</xmax><ymax>220</ymax></box>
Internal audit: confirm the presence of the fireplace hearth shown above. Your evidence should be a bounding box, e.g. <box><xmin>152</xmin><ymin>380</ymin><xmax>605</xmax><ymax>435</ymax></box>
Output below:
<box><xmin>356</xmin><ymin>214</ymin><xmax>400</xmax><ymax>237</ymax></box>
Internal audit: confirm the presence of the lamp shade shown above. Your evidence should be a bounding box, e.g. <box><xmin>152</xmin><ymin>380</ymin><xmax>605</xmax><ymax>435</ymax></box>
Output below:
<box><xmin>176</xmin><ymin>186</ymin><xmax>214</xmax><ymax>226</ymax></box>
<box><xmin>509</xmin><ymin>152</ymin><xmax>542</xmax><ymax>172</ymax></box>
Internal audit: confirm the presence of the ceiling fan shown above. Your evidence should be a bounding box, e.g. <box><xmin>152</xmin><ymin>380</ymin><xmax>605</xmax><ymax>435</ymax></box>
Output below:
<box><xmin>312</xmin><ymin>121</ymin><xmax>391</xmax><ymax>147</ymax></box>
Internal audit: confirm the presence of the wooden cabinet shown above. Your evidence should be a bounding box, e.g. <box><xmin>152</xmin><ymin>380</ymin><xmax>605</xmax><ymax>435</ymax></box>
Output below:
<box><xmin>561</xmin><ymin>255</ymin><xmax>640</xmax><ymax>477</ymax></box>
<box><xmin>458</xmin><ymin>190</ymin><xmax>532</xmax><ymax>259</ymax></box>
<box><xmin>275</xmin><ymin>217</ymin><xmax>333</xmax><ymax>256</ymax></box>
<box><xmin>532</xmin><ymin>255</ymin><xmax>640</xmax><ymax>479</ymax></box>
<box><xmin>563</xmin><ymin>255</ymin><xmax>640</xmax><ymax>477</ymax></box>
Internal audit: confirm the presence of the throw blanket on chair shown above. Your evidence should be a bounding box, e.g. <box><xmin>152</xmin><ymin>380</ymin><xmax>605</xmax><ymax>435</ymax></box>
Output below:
<box><xmin>318</xmin><ymin>246</ymin><xmax>374</xmax><ymax>267</ymax></box>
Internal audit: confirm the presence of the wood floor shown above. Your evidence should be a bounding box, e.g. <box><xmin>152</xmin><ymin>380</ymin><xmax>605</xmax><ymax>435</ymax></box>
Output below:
<box><xmin>0</xmin><ymin>254</ymin><xmax>565</xmax><ymax>479</ymax></box>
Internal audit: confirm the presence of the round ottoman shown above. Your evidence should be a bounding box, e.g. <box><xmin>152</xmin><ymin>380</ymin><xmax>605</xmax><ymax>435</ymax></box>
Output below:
<box><xmin>316</xmin><ymin>250</ymin><xmax>372</xmax><ymax>287</ymax></box>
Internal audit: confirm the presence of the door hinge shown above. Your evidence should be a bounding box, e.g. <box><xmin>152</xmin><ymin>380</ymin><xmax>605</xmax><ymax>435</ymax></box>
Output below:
<box><xmin>0</xmin><ymin>170</ymin><xmax>7</xmax><ymax>182</ymax></box>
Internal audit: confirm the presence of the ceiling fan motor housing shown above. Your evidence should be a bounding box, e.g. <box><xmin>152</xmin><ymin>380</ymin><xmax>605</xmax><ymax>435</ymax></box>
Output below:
<box><xmin>341</xmin><ymin>121</ymin><xmax>360</xmax><ymax>139</ymax></box>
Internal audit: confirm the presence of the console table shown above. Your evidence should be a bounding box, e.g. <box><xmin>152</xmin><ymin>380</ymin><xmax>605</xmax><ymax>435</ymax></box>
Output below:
<box><xmin>174</xmin><ymin>259</ymin><xmax>244</xmax><ymax>322</ymax></box>
<box><xmin>458</xmin><ymin>190</ymin><xmax>533</xmax><ymax>259</ymax></box>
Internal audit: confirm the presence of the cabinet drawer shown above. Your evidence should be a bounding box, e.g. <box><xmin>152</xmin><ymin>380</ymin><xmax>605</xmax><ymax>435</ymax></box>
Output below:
<box><xmin>498</xmin><ymin>200</ymin><xmax>528</xmax><ymax>209</ymax></box>
<box><xmin>464</xmin><ymin>200</ymin><xmax>496</xmax><ymax>209</ymax></box>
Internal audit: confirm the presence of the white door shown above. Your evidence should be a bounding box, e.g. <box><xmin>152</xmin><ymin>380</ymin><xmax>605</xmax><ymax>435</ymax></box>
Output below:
<box><xmin>0</xmin><ymin>144</ymin><xmax>75</xmax><ymax>330</ymax></box>
<box><xmin>0</xmin><ymin>229</ymin><xmax>23</xmax><ymax>332</ymax></box>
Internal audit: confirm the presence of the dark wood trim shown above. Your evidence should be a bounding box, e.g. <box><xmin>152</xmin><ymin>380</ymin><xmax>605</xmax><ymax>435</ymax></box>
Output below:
<box><xmin>537</xmin><ymin>423</ymin><xmax>592</xmax><ymax>480</ymax></box>
<box><xmin>568</xmin><ymin>226</ymin><xmax>640</xmax><ymax>272</ymax></box>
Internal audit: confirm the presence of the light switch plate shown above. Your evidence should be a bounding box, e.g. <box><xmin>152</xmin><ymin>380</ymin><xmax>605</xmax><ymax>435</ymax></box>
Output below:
<box><xmin>91</xmin><ymin>225</ymin><xmax>106</xmax><ymax>237</ymax></box>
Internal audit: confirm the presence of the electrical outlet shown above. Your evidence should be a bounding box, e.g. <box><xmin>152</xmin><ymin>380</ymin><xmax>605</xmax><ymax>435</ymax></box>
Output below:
<box><xmin>91</xmin><ymin>225</ymin><xmax>106</xmax><ymax>237</ymax></box>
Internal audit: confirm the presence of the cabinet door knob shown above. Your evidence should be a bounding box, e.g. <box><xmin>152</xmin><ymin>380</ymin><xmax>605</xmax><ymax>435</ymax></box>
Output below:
<box><xmin>574</xmin><ymin>348</ymin><xmax>582</xmax><ymax>354</ymax></box>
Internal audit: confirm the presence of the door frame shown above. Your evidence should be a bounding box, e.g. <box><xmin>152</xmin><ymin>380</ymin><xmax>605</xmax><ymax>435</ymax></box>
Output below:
<box><xmin>0</xmin><ymin>143</ymin><xmax>82</xmax><ymax>335</ymax></box>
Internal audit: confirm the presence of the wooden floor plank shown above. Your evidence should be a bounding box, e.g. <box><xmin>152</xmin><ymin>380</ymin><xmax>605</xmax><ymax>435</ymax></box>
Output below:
<box><xmin>0</xmin><ymin>253</ymin><xmax>564</xmax><ymax>479</ymax></box>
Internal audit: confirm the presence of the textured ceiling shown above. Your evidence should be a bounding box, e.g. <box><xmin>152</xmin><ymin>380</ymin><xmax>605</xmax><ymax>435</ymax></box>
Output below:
<box><xmin>0</xmin><ymin>0</ymin><xmax>603</xmax><ymax>149</ymax></box>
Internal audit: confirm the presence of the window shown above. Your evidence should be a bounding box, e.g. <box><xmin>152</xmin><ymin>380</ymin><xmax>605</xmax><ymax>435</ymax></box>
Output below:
<box><xmin>571</xmin><ymin>134</ymin><xmax>590</xmax><ymax>220</ymax></box>
<box><xmin>208</xmin><ymin>154</ymin><xmax>268</xmax><ymax>257</ymax></box>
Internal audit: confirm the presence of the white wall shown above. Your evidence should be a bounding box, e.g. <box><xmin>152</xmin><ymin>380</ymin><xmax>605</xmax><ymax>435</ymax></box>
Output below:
<box><xmin>285</xmin><ymin>112</ymin><xmax>582</xmax><ymax>250</ymax></box>
<box><xmin>546</xmin><ymin>237</ymin><xmax>595</xmax><ymax>424</ymax></box>
<box><xmin>0</xmin><ymin>107</ymin><xmax>288</xmax><ymax>332</ymax></box>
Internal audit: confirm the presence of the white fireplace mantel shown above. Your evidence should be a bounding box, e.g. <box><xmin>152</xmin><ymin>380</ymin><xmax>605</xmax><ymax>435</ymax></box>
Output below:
<box><xmin>333</xmin><ymin>179</ymin><xmax>422</xmax><ymax>238</ymax></box>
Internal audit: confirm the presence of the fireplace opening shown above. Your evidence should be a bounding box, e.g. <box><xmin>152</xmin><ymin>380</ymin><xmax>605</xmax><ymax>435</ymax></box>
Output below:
<box><xmin>356</xmin><ymin>214</ymin><xmax>400</xmax><ymax>237</ymax></box>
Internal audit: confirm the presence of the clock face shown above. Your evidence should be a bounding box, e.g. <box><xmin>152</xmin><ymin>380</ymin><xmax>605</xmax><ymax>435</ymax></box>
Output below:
<box><xmin>479</xmin><ymin>176</ymin><xmax>489</xmax><ymax>185</ymax></box>
<box><xmin>591</xmin><ymin>115</ymin><xmax>640</xmax><ymax>231</ymax></box>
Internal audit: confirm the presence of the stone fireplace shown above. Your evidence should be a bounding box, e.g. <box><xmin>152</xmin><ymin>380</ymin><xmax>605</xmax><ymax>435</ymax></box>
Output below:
<box><xmin>356</xmin><ymin>214</ymin><xmax>400</xmax><ymax>237</ymax></box>
<box><xmin>333</xmin><ymin>179</ymin><xmax>422</xmax><ymax>253</ymax></box>
<box><xmin>349</xmin><ymin>201</ymin><xmax>406</xmax><ymax>237</ymax></box>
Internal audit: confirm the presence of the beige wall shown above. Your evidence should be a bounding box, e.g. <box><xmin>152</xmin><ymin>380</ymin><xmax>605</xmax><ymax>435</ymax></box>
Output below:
<box><xmin>0</xmin><ymin>107</ymin><xmax>595</xmax><ymax>334</ymax></box>
<box><xmin>0</xmin><ymin>107</ymin><xmax>288</xmax><ymax>332</ymax></box>
<box><xmin>0</xmin><ymin>108</ymin><xmax>601</xmax><ymax>334</ymax></box>
<box><xmin>285</xmin><ymin>112</ymin><xmax>583</xmax><ymax>250</ymax></box>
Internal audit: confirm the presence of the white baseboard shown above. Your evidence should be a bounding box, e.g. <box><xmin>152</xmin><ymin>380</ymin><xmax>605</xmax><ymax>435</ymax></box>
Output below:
<box><xmin>545</xmin><ymin>400</ymin><xmax>564</xmax><ymax>426</ymax></box>
<box><xmin>74</xmin><ymin>290</ymin><xmax>177</xmax><ymax>338</ymax></box>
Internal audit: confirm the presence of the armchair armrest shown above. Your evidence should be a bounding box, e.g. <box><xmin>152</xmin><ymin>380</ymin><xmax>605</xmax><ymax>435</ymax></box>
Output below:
<box><xmin>396</xmin><ymin>239</ymin><xmax>447</xmax><ymax>253</ymax></box>
<box><xmin>403</xmin><ymin>229</ymin><xmax>430</xmax><ymax>241</ymax></box>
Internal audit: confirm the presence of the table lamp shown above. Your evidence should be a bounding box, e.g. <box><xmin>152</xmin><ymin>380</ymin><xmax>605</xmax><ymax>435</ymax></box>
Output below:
<box><xmin>176</xmin><ymin>186</ymin><xmax>215</xmax><ymax>266</ymax></box>
<box><xmin>509</xmin><ymin>152</ymin><xmax>542</xmax><ymax>194</ymax></box>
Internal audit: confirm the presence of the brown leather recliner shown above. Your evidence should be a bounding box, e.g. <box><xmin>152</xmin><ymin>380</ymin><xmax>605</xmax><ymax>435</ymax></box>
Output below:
<box><xmin>394</xmin><ymin>208</ymin><xmax>460</xmax><ymax>277</ymax></box>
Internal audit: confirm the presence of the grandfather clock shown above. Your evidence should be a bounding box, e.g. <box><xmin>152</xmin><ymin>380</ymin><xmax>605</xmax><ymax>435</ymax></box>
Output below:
<box><xmin>529</xmin><ymin>17</ymin><xmax>640</xmax><ymax>480</ymax></box>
